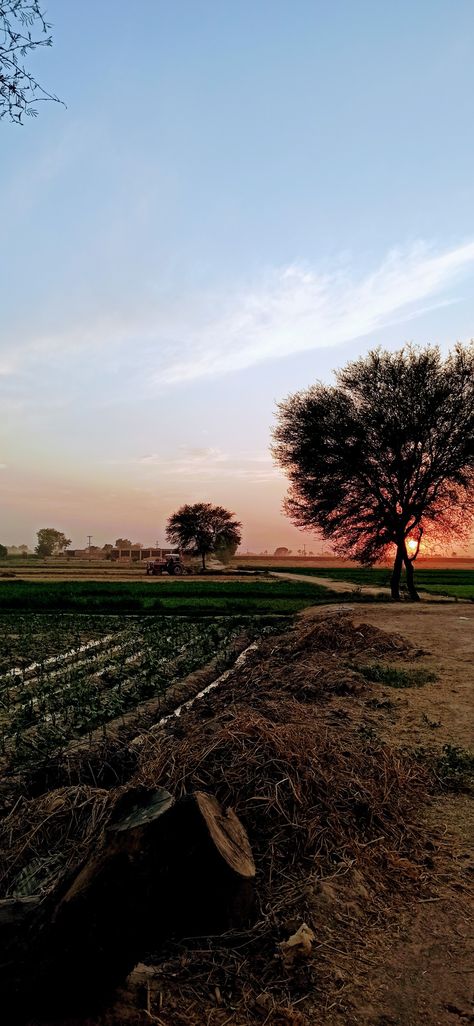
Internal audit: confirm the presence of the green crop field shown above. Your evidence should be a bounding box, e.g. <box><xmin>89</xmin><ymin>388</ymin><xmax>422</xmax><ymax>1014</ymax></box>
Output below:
<box><xmin>0</xmin><ymin>578</ymin><xmax>342</xmax><ymax>615</ymax></box>
<box><xmin>239</xmin><ymin>566</ymin><xmax>474</xmax><ymax>600</ymax></box>
<box><xmin>0</xmin><ymin>613</ymin><xmax>288</xmax><ymax>774</ymax></box>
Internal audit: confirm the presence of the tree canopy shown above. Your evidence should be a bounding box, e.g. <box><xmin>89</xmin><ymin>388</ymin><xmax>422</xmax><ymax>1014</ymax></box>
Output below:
<box><xmin>1</xmin><ymin>1</ymin><xmax>61</xmax><ymax>123</ymax></box>
<box><xmin>166</xmin><ymin>502</ymin><xmax>242</xmax><ymax>570</ymax></box>
<box><xmin>272</xmin><ymin>343</ymin><xmax>474</xmax><ymax>600</ymax></box>
<box><xmin>35</xmin><ymin>528</ymin><xmax>71</xmax><ymax>557</ymax></box>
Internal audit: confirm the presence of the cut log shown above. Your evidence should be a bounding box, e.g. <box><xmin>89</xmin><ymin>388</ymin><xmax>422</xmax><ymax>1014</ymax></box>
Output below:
<box><xmin>0</xmin><ymin>788</ymin><xmax>256</xmax><ymax>1021</ymax></box>
<box><xmin>194</xmin><ymin>790</ymin><xmax>255</xmax><ymax>878</ymax></box>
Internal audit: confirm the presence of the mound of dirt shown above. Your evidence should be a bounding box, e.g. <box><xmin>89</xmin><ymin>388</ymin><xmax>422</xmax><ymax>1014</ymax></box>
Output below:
<box><xmin>281</xmin><ymin>611</ymin><xmax>418</xmax><ymax>657</ymax></box>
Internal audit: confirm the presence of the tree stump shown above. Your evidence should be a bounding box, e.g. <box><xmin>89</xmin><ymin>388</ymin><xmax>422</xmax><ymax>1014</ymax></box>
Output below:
<box><xmin>0</xmin><ymin>788</ymin><xmax>255</xmax><ymax>1020</ymax></box>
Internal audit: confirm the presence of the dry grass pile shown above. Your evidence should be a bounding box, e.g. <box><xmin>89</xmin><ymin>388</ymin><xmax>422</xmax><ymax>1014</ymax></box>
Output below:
<box><xmin>136</xmin><ymin>697</ymin><xmax>428</xmax><ymax>885</ymax></box>
<box><xmin>0</xmin><ymin>785</ymin><xmax>112</xmax><ymax>897</ymax></box>
<box><xmin>211</xmin><ymin>611</ymin><xmax>418</xmax><ymax>706</ymax></box>
<box><xmin>122</xmin><ymin>616</ymin><xmax>431</xmax><ymax>1025</ymax></box>
<box><xmin>282</xmin><ymin>612</ymin><xmax>417</xmax><ymax>657</ymax></box>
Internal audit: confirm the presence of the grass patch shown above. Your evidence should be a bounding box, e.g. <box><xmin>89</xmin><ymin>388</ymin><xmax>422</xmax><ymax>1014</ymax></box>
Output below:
<box><xmin>435</xmin><ymin>744</ymin><xmax>474</xmax><ymax>791</ymax></box>
<box><xmin>417</xmin><ymin>584</ymin><xmax>474</xmax><ymax>600</ymax></box>
<box><xmin>366</xmin><ymin>696</ymin><xmax>396</xmax><ymax>711</ymax></box>
<box><xmin>356</xmin><ymin>662</ymin><xmax>436</xmax><ymax>688</ymax></box>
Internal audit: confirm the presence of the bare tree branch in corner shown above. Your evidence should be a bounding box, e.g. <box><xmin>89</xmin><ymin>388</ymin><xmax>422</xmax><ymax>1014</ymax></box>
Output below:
<box><xmin>0</xmin><ymin>1</ymin><xmax>62</xmax><ymax>123</ymax></box>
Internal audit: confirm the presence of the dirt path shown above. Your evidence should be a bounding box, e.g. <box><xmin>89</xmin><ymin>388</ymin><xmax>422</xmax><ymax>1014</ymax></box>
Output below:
<box><xmin>272</xmin><ymin>570</ymin><xmax>455</xmax><ymax>601</ymax></box>
<box><xmin>303</xmin><ymin>602</ymin><xmax>474</xmax><ymax>749</ymax></box>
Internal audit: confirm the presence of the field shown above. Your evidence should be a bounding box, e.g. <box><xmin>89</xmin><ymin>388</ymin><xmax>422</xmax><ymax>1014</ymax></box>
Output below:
<box><xmin>0</xmin><ymin>577</ymin><xmax>340</xmax><ymax>614</ymax></box>
<box><xmin>238</xmin><ymin>564</ymin><xmax>474</xmax><ymax>600</ymax></box>
<box><xmin>0</xmin><ymin>613</ymin><xmax>285</xmax><ymax>775</ymax></box>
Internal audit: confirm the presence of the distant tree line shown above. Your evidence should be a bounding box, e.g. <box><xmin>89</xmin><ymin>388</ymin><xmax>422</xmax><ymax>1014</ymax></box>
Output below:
<box><xmin>19</xmin><ymin>505</ymin><xmax>242</xmax><ymax>568</ymax></box>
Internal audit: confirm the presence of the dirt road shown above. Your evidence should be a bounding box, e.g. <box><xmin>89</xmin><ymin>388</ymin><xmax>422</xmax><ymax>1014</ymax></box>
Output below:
<box><xmin>272</xmin><ymin>569</ymin><xmax>455</xmax><ymax>601</ymax></box>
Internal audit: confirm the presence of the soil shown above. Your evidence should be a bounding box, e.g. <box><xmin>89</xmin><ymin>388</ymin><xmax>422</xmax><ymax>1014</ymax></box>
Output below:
<box><xmin>299</xmin><ymin>603</ymin><xmax>474</xmax><ymax>1025</ymax></box>
<box><xmin>302</xmin><ymin>603</ymin><xmax>474</xmax><ymax>749</ymax></box>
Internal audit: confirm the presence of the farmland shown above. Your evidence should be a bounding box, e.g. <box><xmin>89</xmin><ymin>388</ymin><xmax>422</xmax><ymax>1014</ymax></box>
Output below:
<box><xmin>0</xmin><ymin>577</ymin><xmax>340</xmax><ymax>615</ymax></box>
<box><xmin>0</xmin><ymin>574</ymin><xmax>358</xmax><ymax>776</ymax></box>
<box><xmin>238</xmin><ymin>564</ymin><xmax>474</xmax><ymax>600</ymax></box>
<box><xmin>0</xmin><ymin>601</ymin><xmax>473</xmax><ymax>1026</ymax></box>
<box><xmin>0</xmin><ymin>613</ymin><xmax>284</xmax><ymax>775</ymax></box>
<box><xmin>0</xmin><ymin>565</ymin><xmax>472</xmax><ymax>1025</ymax></box>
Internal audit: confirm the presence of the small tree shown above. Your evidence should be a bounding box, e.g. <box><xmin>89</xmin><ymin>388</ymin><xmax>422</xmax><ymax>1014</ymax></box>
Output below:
<box><xmin>0</xmin><ymin>1</ymin><xmax>62</xmax><ymax>123</ymax></box>
<box><xmin>166</xmin><ymin>502</ymin><xmax>242</xmax><ymax>571</ymax></box>
<box><xmin>0</xmin><ymin>543</ymin><xmax>7</xmax><ymax>558</ymax></box>
<box><xmin>35</xmin><ymin>528</ymin><xmax>71</xmax><ymax>557</ymax></box>
<box><xmin>115</xmin><ymin>538</ymin><xmax>132</xmax><ymax>549</ymax></box>
<box><xmin>214</xmin><ymin>537</ymin><xmax>240</xmax><ymax>564</ymax></box>
<box><xmin>272</xmin><ymin>344</ymin><xmax>474</xmax><ymax>601</ymax></box>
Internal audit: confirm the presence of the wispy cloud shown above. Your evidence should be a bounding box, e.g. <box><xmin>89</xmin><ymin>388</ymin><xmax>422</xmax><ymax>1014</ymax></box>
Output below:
<box><xmin>2</xmin><ymin>240</ymin><xmax>474</xmax><ymax>389</ymax></box>
<box><xmin>103</xmin><ymin>448</ymin><xmax>280</xmax><ymax>483</ymax></box>
<box><xmin>158</xmin><ymin>240</ymin><xmax>474</xmax><ymax>383</ymax></box>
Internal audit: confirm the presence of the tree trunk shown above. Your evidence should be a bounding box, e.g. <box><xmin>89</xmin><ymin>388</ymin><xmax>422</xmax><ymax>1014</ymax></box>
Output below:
<box><xmin>201</xmin><ymin>551</ymin><xmax>206</xmax><ymax>571</ymax></box>
<box><xmin>0</xmin><ymin>788</ymin><xmax>255</xmax><ymax>1019</ymax></box>
<box><xmin>402</xmin><ymin>544</ymin><xmax>420</xmax><ymax>601</ymax></box>
<box><xmin>390</xmin><ymin>543</ymin><xmax>403</xmax><ymax>601</ymax></box>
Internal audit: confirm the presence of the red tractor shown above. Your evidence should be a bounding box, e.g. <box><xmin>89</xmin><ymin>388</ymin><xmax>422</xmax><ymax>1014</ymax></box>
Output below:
<box><xmin>145</xmin><ymin>552</ymin><xmax>188</xmax><ymax>576</ymax></box>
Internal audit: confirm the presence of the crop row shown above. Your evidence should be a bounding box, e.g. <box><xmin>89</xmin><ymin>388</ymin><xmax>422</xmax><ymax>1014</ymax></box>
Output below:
<box><xmin>0</xmin><ymin>616</ymin><xmax>277</xmax><ymax>771</ymax></box>
<box><xmin>0</xmin><ymin>614</ymin><xmax>128</xmax><ymax>675</ymax></box>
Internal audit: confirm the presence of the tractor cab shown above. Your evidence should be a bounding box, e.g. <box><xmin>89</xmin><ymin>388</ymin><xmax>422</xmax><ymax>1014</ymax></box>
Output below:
<box><xmin>145</xmin><ymin>551</ymin><xmax>187</xmax><ymax>576</ymax></box>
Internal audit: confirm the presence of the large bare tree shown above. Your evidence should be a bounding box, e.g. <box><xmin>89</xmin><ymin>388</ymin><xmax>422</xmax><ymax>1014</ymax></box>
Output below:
<box><xmin>272</xmin><ymin>344</ymin><xmax>474</xmax><ymax>600</ymax></box>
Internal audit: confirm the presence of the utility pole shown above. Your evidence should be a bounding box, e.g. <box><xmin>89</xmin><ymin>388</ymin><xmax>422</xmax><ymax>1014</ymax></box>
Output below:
<box><xmin>87</xmin><ymin>535</ymin><xmax>92</xmax><ymax>560</ymax></box>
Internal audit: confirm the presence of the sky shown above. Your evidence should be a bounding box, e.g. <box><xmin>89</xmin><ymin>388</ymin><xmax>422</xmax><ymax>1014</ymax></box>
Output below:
<box><xmin>1</xmin><ymin>0</ymin><xmax>474</xmax><ymax>553</ymax></box>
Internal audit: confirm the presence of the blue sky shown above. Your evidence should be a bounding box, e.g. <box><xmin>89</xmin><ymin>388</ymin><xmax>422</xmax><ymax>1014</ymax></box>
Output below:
<box><xmin>1</xmin><ymin>0</ymin><xmax>474</xmax><ymax>550</ymax></box>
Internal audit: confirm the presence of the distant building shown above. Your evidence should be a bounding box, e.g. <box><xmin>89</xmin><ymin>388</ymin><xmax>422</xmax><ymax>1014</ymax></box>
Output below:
<box><xmin>66</xmin><ymin>545</ymin><xmax>180</xmax><ymax>563</ymax></box>
<box><xmin>110</xmin><ymin>546</ymin><xmax>177</xmax><ymax>562</ymax></box>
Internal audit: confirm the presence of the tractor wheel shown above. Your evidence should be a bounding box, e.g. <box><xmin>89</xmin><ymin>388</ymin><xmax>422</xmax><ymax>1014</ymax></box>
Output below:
<box><xmin>172</xmin><ymin>564</ymin><xmax>184</xmax><ymax>576</ymax></box>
